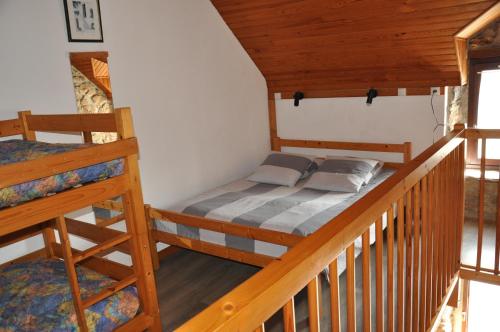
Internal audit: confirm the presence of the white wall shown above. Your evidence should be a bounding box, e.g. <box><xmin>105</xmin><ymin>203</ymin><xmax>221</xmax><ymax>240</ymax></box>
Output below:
<box><xmin>0</xmin><ymin>0</ymin><xmax>269</xmax><ymax>263</ymax></box>
<box><xmin>276</xmin><ymin>95</ymin><xmax>445</xmax><ymax>162</ymax></box>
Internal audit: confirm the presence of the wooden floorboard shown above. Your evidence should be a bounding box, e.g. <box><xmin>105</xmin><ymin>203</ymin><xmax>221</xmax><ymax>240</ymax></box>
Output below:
<box><xmin>156</xmin><ymin>221</ymin><xmax>485</xmax><ymax>331</ymax></box>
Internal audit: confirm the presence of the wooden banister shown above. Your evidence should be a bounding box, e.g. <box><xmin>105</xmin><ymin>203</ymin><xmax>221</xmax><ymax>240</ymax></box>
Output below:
<box><xmin>177</xmin><ymin>128</ymin><xmax>465</xmax><ymax>331</ymax></box>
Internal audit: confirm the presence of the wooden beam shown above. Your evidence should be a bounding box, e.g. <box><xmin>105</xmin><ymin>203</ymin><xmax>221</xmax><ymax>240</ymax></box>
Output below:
<box><xmin>454</xmin><ymin>2</ymin><xmax>500</xmax><ymax>85</ymax></box>
<box><xmin>150</xmin><ymin>208</ymin><xmax>302</xmax><ymax>248</ymax></box>
<box><xmin>268</xmin><ymin>94</ymin><xmax>279</xmax><ymax>151</ymax></box>
<box><xmin>153</xmin><ymin>230</ymin><xmax>274</xmax><ymax>267</ymax></box>
<box><xmin>26</xmin><ymin>113</ymin><xmax>117</xmax><ymax>133</ymax></box>
<box><xmin>0</xmin><ymin>118</ymin><xmax>23</xmax><ymax>138</ymax></box>
<box><xmin>455</xmin><ymin>2</ymin><xmax>500</xmax><ymax>39</ymax></box>
<box><xmin>0</xmin><ymin>175</ymin><xmax>129</xmax><ymax>237</ymax></box>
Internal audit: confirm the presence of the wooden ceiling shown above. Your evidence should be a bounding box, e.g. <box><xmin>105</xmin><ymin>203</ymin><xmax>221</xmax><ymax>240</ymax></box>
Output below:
<box><xmin>211</xmin><ymin>0</ymin><xmax>498</xmax><ymax>97</ymax></box>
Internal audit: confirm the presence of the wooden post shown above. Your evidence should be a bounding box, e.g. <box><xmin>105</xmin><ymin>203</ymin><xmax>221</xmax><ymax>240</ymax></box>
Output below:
<box><xmin>17</xmin><ymin>110</ymin><xmax>36</xmax><ymax>141</ymax></box>
<box><xmin>403</xmin><ymin>141</ymin><xmax>412</xmax><ymax>163</ymax></box>
<box><xmin>268</xmin><ymin>94</ymin><xmax>281</xmax><ymax>151</ymax></box>
<box><xmin>145</xmin><ymin>204</ymin><xmax>160</xmax><ymax>270</ymax></box>
<box><xmin>115</xmin><ymin>107</ymin><xmax>162</xmax><ymax>331</ymax></box>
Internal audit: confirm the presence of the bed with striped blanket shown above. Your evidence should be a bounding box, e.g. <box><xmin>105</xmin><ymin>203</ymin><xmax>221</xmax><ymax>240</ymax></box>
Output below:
<box><xmin>154</xmin><ymin>168</ymin><xmax>394</xmax><ymax>265</ymax></box>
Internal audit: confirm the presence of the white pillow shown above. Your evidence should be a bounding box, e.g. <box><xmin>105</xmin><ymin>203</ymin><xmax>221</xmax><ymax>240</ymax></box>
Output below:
<box><xmin>248</xmin><ymin>152</ymin><xmax>315</xmax><ymax>187</ymax></box>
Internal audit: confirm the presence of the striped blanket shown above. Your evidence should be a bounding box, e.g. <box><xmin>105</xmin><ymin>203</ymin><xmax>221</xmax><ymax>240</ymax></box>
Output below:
<box><xmin>154</xmin><ymin>168</ymin><xmax>394</xmax><ymax>261</ymax></box>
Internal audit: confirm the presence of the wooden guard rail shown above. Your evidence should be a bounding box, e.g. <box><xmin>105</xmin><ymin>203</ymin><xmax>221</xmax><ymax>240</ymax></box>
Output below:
<box><xmin>460</xmin><ymin>129</ymin><xmax>500</xmax><ymax>286</ymax></box>
<box><xmin>177</xmin><ymin>126</ymin><xmax>466</xmax><ymax>332</ymax></box>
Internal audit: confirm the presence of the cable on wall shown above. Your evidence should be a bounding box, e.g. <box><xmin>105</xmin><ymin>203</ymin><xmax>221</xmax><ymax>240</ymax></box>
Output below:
<box><xmin>431</xmin><ymin>90</ymin><xmax>444</xmax><ymax>143</ymax></box>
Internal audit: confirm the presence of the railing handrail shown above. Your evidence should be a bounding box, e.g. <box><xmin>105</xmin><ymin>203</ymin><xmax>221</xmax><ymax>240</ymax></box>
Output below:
<box><xmin>177</xmin><ymin>127</ymin><xmax>466</xmax><ymax>332</ymax></box>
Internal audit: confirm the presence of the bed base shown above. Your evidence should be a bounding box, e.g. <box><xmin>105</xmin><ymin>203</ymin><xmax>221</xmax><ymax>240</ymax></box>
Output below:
<box><xmin>0</xmin><ymin>109</ymin><xmax>160</xmax><ymax>331</ymax></box>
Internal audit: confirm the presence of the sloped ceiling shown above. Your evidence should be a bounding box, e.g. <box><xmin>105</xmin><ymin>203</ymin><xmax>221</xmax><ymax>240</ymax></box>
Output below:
<box><xmin>211</xmin><ymin>0</ymin><xmax>498</xmax><ymax>97</ymax></box>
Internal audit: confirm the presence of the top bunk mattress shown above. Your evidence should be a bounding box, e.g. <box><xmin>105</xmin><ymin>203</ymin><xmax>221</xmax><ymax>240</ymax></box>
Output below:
<box><xmin>154</xmin><ymin>168</ymin><xmax>395</xmax><ymax>257</ymax></box>
<box><xmin>0</xmin><ymin>258</ymin><xmax>139</xmax><ymax>331</ymax></box>
<box><xmin>0</xmin><ymin>139</ymin><xmax>124</xmax><ymax>209</ymax></box>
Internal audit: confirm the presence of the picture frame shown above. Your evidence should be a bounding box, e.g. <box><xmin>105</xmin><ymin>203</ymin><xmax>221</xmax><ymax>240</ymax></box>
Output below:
<box><xmin>63</xmin><ymin>0</ymin><xmax>104</xmax><ymax>43</ymax></box>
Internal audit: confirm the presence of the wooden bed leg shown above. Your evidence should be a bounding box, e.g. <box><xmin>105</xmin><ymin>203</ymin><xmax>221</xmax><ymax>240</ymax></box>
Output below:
<box><xmin>115</xmin><ymin>108</ymin><xmax>162</xmax><ymax>331</ymax></box>
<box><xmin>42</xmin><ymin>222</ymin><xmax>56</xmax><ymax>258</ymax></box>
<box><xmin>145</xmin><ymin>204</ymin><xmax>160</xmax><ymax>270</ymax></box>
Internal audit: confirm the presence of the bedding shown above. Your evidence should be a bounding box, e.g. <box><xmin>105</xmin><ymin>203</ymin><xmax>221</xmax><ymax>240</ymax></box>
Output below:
<box><xmin>247</xmin><ymin>152</ymin><xmax>315</xmax><ymax>187</ymax></box>
<box><xmin>0</xmin><ymin>139</ymin><xmax>124</xmax><ymax>209</ymax></box>
<box><xmin>154</xmin><ymin>168</ymin><xmax>394</xmax><ymax>260</ymax></box>
<box><xmin>0</xmin><ymin>258</ymin><xmax>139</xmax><ymax>332</ymax></box>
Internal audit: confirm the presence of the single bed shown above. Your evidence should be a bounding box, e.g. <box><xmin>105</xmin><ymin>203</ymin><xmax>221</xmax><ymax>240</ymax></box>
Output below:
<box><xmin>0</xmin><ymin>139</ymin><xmax>123</xmax><ymax>209</ymax></box>
<box><xmin>0</xmin><ymin>258</ymin><xmax>139</xmax><ymax>332</ymax></box>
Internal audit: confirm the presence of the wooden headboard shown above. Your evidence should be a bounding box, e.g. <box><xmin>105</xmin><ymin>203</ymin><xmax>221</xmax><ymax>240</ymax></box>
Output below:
<box><xmin>272</xmin><ymin>136</ymin><xmax>412</xmax><ymax>168</ymax></box>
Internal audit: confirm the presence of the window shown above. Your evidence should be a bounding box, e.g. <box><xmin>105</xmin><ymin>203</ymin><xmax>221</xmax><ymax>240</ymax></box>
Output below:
<box><xmin>467</xmin><ymin>52</ymin><xmax>500</xmax><ymax>166</ymax></box>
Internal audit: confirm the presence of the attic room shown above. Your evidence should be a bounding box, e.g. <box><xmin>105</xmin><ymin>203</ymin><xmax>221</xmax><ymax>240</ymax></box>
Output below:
<box><xmin>0</xmin><ymin>1</ymin><xmax>499</xmax><ymax>331</ymax></box>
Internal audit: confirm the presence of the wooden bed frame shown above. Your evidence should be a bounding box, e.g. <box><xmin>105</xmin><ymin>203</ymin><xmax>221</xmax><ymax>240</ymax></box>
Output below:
<box><xmin>147</xmin><ymin>137</ymin><xmax>412</xmax><ymax>268</ymax></box>
<box><xmin>0</xmin><ymin>108</ymin><xmax>161</xmax><ymax>331</ymax></box>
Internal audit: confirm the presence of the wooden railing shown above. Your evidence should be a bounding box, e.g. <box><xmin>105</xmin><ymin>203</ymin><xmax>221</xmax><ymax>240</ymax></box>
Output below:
<box><xmin>460</xmin><ymin>129</ymin><xmax>500</xmax><ymax>285</ymax></box>
<box><xmin>177</xmin><ymin>127</ymin><xmax>466</xmax><ymax>331</ymax></box>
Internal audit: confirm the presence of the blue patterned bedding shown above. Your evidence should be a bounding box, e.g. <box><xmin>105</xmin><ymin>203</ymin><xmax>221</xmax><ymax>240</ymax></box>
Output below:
<box><xmin>0</xmin><ymin>258</ymin><xmax>139</xmax><ymax>331</ymax></box>
<box><xmin>0</xmin><ymin>140</ymin><xmax>124</xmax><ymax>209</ymax></box>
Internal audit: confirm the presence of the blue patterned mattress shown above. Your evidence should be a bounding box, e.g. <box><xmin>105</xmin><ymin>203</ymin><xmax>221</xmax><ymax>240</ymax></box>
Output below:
<box><xmin>0</xmin><ymin>258</ymin><xmax>139</xmax><ymax>331</ymax></box>
<box><xmin>0</xmin><ymin>139</ymin><xmax>124</xmax><ymax>209</ymax></box>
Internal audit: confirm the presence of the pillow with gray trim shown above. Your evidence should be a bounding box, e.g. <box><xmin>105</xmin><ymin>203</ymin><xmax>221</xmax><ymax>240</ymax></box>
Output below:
<box><xmin>303</xmin><ymin>156</ymin><xmax>381</xmax><ymax>192</ymax></box>
<box><xmin>327</xmin><ymin>156</ymin><xmax>383</xmax><ymax>184</ymax></box>
<box><xmin>248</xmin><ymin>152</ymin><xmax>315</xmax><ymax>187</ymax></box>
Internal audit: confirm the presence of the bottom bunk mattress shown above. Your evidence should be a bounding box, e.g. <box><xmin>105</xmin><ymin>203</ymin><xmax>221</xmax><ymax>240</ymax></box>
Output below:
<box><xmin>0</xmin><ymin>258</ymin><xmax>139</xmax><ymax>331</ymax></box>
<box><xmin>154</xmin><ymin>168</ymin><xmax>395</xmax><ymax>259</ymax></box>
<box><xmin>0</xmin><ymin>140</ymin><xmax>124</xmax><ymax>209</ymax></box>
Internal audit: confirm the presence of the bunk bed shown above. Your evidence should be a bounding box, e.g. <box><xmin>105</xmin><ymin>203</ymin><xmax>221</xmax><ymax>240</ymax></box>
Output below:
<box><xmin>0</xmin><ymin>108</ymin><xmax>161</xmax><ymax>331</ymax></box>
<box><xmin>146</xmin><ymin>137</ymin><xmax>412</xmax><ymax>269</ymax></box>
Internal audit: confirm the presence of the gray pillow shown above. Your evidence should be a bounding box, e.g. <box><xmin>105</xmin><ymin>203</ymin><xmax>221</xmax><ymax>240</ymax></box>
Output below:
<box><xmin>248</xmin><ymin>153</ymin><xmax>315</xmax><ymax>187</ymax></box>
<box><xmin>304</xmin><ymin>157</ymin><xmax>380</xmax><ymax>192</ymax></box>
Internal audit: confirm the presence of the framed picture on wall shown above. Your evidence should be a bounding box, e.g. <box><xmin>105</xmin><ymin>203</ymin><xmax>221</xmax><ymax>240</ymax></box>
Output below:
<box><xmin>63</xmin><ymin>0</ymin><xmax>103</xmax><ymax>42</ymax></box>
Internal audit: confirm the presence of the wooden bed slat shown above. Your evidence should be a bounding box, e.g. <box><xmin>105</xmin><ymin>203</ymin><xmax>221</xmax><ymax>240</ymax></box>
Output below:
<box><xmin>150</xmin><ymin>208</ymin><xmax>302</xmax><ymax>248</ymax></box>
<box><xmin>0</xmin><ymin>118</ymin><xmax>22</xmax><ymax>137</ymax></box>
<box><xmin>412</xmin><ymin>181</ymin><xmax>421</xmax><ymax>332</ymax></box>
<box><xmin>328</xmin><ymin>259</ymin><xmax>341</xmax><ymax>332</ymax></box>
<box><xmin>283</xmin><ymin>298</ymin><xmax>296</xmax><ymax>332</ymax></box>
<box><xmin>278</xmin><ymin>138</ymin><xmax>409</xmax><ymax>153</ymax></box>
<box><xmin>386</xmin><ymin>206</ymin><xmax>395</xmax><ymax>332</ymax></box>
<box><xmin>361</xmin><ymin>230</ymin><xmax>371</xmax><ymax>332</ymax></box>
<box><xmin>396</xmin><ymin>197</ymin><xmax>405</xmax><ymax>331</ymax></box>
<box><xmin>375</xmin><ymin>217</ymin><xmax>384</xmax><ymax>332</ymax></box>
<box><xmin>405</xmin><ymin>189</ymin><xmax>413</xmax><ymax>332</ymax></box>
<box><xmin>307</xmin><ymin>276</ymin><xmax>320</xmax><ymax>332</ymax></box>
<box><xmin>153</xmin><ymin>230</ymin><xmax>274</xmax><ymax>267</ymax></box>
<box><xmin>26</xmin><ymin>113</ymin><xmax>117</xmax><ymax>133</ymax></box>
<box><xmin>346</xmin><ymin>244</ymin><xmax>356</xmax><ymax>332</ymax></box>
<box><xmin>65</xmin><ymin>217</ymin><xmax>130</xmax><ymax>254</ymax></box>
<box><xmin>0</xmin><ymin>137</ymin><xmax>138</xmax><ymax>188</ymax></box>
<box><xmin>0</xmin><ymin>175</ymin><xmax>129</xmax><ymax>237</ymax></box>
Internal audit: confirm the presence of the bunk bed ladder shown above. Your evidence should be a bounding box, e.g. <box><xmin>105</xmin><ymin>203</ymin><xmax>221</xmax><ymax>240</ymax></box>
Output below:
<box><xmin>54</xmin><ymin>214</ymin><xmax>139</xmax><ymax>331</ymax></box>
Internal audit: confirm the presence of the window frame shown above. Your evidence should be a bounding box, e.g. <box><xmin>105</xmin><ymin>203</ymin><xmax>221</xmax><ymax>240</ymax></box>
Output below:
<box><xmin>467</xmin><ymin>49</ymin><xmax>500</xmax><ymax>167</ymax></box>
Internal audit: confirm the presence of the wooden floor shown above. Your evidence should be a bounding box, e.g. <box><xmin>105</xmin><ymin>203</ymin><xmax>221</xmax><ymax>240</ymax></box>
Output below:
<box><xmin>156</xmin><ymin>242</ymin><xmax>389</xmax><ymax>331</ymax></box>
<box><xmin>155</xmin><ymin>219</ymin><xmax>489</xmax><ymax>331</ymax></box>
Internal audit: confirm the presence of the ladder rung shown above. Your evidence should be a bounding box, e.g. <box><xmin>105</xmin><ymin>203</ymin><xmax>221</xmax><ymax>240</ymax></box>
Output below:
<box><xmin>82</xmin><ymin>274</ymin><xmax>137</xmax><ymax>309</ymax></box>
<box><xmin>73</xmin><ymin>233</ymin><xmax>131</xmax><ymax>263</ymax></box>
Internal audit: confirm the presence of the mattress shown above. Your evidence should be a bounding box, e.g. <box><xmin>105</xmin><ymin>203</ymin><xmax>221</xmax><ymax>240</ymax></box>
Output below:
<box><xmin>154</xmin><ymin>168</ymin><xmax>394</xmax><ymax>260</ymax></box>
<box><xmin>0</xmin><ymin>139</ymin><xmax>124</xmax><ymax>209</ymax></box>
<box><xmin>0</xmin><ymin>258</ymin><xmax>139</xmax><ymax>332</ymax></box>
